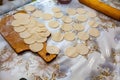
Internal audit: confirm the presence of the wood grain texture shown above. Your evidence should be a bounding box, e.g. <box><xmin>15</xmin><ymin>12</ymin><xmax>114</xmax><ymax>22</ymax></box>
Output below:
<box><xmin>79</xmin><ymin>0</ymin><xmax>120</xmax><ymax>21</ymax></box>
<box><xmin>0</xmin><ymin>12</ymin><xmax>57</xmax><ymax>63</ymax></box>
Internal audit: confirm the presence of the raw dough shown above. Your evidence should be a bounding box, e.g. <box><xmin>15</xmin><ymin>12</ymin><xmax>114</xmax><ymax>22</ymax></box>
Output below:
<box><xmin>52</xmin><ymin>7</ymin><xmax>61</xmax><ymax>13</ymax></box>
<box><xmin>31</xmin><ymin>10</ymin><xmax>43</xmax><ymax>18</ymax></box>
<box><xmin>76</xmin><ymin>44</ymin><xmax>89</xmax><ymax>55</ymax></box>
<box><xmin>52</xmin><ymin>31</ymin><xmax>64</xmax><ymax>42</ymax></box>
<box><xmin>61</xmin><ymin>24</ymin><xmax>73</xmax><ymax>32</ymax></box>
<box><xmin>36</xmin><ymin>37</ymin><xmax>47</xmax><ymax>43</ymax></box>
<box><xmin>24</xmin><ymin>35</ymin><xmax>36</xmax><ymax>44</ymax></box>
<box><xmin>13</xmin><ymin>13</ymin><xmax>30</xmax><ymax>20</ymax></box>
<box><xmin>19</xmin><ymin>30</ymin><xmax>31</xmax><ymax>39</ymax></box>
<box><xmin>48</xmin><ymin>20</ymin><xmax>59</xmax><ymax>28</ymax></box>
<box><xmin>54</xmin><ymin>12</ymin><xmax>63</xmax><ymax>18</ymax></box>
<box><xmin>24</xmin><ymin>5</ymin><xmax>36</xmax><ymax>12</ymax></box>
<box><xmin>42</xmin><ymin>13</ymin><xmax>53</xmax><ymax>20</ymax></box>
<box><xmin>24</xmin><ymin>18</ymin><xmax>37</xmax><ymax>28</ymax></box>
<box><xmin>89</xmin><ymin>20</ymin><xmax>99</xmax><ymax>28</ymax></box>
<box><xmin>29</xmin><ymin>42</ymin><xmax>43</xmax><ymax>52</ymax></box>
<box><xmin>37</xmin><ymin>22</ymin><xmax>45</xmax><ymax>27</ymax></box>
<box><xmin>76</xmin><ymin>8</ymin><xmax>87</xmax><ymax>14</ymax></box>
<box><xmin>73</xmin><ymin>23</ymin><xmax>84</xmax><ymax>31</ymax></box>
<box><xmin>65</xmin><ymin>46</ymin><xmax>79</xmax><ymax>58</ymax></box>
<box><xmin>67</xmin><ymin>8</ymin><xmax>76</xmax><ymax>15</ymax></box>
<box><xmin>46</xmin><ymin>46</ymin><xmax>60</xmax><ymax>54</ymax></box>
<box><xmin>76</xmin><ymin>15</ymin><xmax>88</xmax><ymax>22</ymax></box>
<box><xmin>87</xmin><ymin>11</ymin><xmax>97</xmax><ymax>18</ymax></box>
<box><xmin>62</xmin><ymin>16</ymin><xmax>72</xmax><ymax>23</ymax></box>
<box><xmin>14</xmin><ymin>26</ymin><xmax>26</xmax><ymax>33</ymax></box>
<box><xmin>12</xmin><ymin>19</ymin><xmax>30</xmax><ymax>26</ymax></box>
<box><xmin>89</xmin><ymin>28</ymin><xmax>100</xmax><ymax>37</ymax></box>
<box><xmin>64</xmin><ymin>32</ymin><xmax>75</xmax><ymax>41</ymax></box>
<box><xmin>78</xmin><ymin>32</ymin><xmax>89</xmax><ymax>41</ymax></box>
<box><xmin>11</xmin><ymin>20</ymin><xmax>21</xmax><ymax>27</ymax></box>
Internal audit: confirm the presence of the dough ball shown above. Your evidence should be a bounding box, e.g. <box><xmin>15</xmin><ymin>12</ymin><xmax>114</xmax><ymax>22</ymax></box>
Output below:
<box><xmin>29</xmin><ymin>42</ymin><xmax>43</xmax><ymax>52</ymax></box>
<box><xmin>78</xmin><ymin>32</ymin><xmax>89</xmax><ymax>41</ymax></box>
<box><xmin>46</xmin><ymin>46</ymin><xmax>60</xmax><ymax>54</ymax></box>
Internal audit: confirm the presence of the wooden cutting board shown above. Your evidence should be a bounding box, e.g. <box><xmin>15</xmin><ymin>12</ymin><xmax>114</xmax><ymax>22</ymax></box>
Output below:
<box><xmin>0</xmin><ymin>11</ymin><xmax>57</xmax><ymax>63</ymax></box>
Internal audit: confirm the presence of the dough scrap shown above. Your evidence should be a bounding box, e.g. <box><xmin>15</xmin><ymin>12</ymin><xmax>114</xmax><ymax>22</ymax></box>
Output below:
<box><xmin>76</xmin><ymin>44</ymin><xmax>89</xmax><ymax>55</ymax></box>
<box><xmin>52</xmin><ymin>31</ymin><xmax>64</xmax><ymax>42</ymax></box>
<box><xmin>89</xmin><ymin>28</ymin><xmax>100</xmax><ymax>37</ymax></box>
<box><xmin>61</xmin><ymin>24</ymin><xmax>73</xmax><ymax>32</ymax></box>
<box><xmin>78</xmin><ymin>32</ymin><xmax>89</xmax><ymax>41</ymax></box>
<box><xmin>24</xmin><ymin>5</ymin><xmax>36</xmax><ymax>12</ymax></box>
<box><xmin>65</xmin><ymin>46</ymin><xmax>79</xmax><ymax>58</ymax></box>
<box><xmin>52</xmin><ymin>7</ymin><xmax>61</xmax><ymax>13</ymax></box>
<box><xmin>54</xmin><ymin>12</ymin><xmax>63</xmax><ymax>18</ymax></box>
<box><xmin>29</xmin><ymin>42</ymin><xmax>43</xmax><ymax>52</ymax></box>
<box><xmin>42</xmin><ymin>13</ymin><xmax>53</xmax><ymax>20</ymax></box>
<box><xmin>62</xmin><ymin>16</ymin><xmax>72</xmax><ymax>23</ymax></box>
<box><xmin>46</xmin><ymin>46</ymin><xmax>60</xmax><ymax>54</ymax></box>
<box><xmin>48</xmin><ymin>20</ymin><xmax>59</xmax><ymax>28</ymax></box>
<box><xmin>76</xmin><ymin>8</ymin><xmax>87</xmax><ymax>14</ymax></box>
<box><xmin>67</xmin><ymin>8</ymin><xmax>76</xmax><ymax>15</ymax></box>
<box><xmin>64</xmin><ymin>32</ymin><xmax>75</xmax><ymax>41</ymax></box>
<box><xmin>14</xmin><ymin>26</ymin><xmax>26</xmax><ymax>33</ymax></box>
<box><xmin>73</xmin><ymin>23</ymin><xmax>84</xmax><ymax>31</ymax></box>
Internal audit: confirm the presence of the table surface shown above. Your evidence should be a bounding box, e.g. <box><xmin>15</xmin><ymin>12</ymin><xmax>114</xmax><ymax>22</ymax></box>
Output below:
<box><xmin>0</xmin><ymin>0</ymin><xmax>120</xmax><ymax>80</ymax></box>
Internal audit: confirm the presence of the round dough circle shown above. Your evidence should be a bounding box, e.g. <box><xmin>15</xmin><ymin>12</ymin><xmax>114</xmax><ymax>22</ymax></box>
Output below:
<box><xmin>52</xmin><ymin>32</ymin><xmax>64</xmax><ymax>42</ymax></box>
<box><xmin>48</xmin><ymin>20</ymin><xmax>59</xmax><ymax>28</ymax></box>
<box><xmin>32</xmin><ymin>10</ymin><xmax>43</xmax><ymax>18</ymax></box>
<box><xmin>62</xmin><ymin>16</ymin><xmax>72</xmax><ymax>23</ymax></box>
<box><xmin>78</xmin><ymin>32</ymin><xmax>89</xmax><ymax>41</ymax></box>
<box><xmin>46</xmin><ymin>46</ymin><xmax>60</xmax><ymax>54</ymax></box>
<box><xmin>37</xmin><ymin>22</ymin><xmax>45</xmax><ymax>27</ymax></box>
<box><xmin>19</xmin><ymin>30</ymin><xmax>31</xmax><ymax>39</ymax></box>
<box><xmin>88</xmin><ymin>12</ymin><xmax>97</xmax><ymax>18</ymax></box>
<box><xmin>25</xmin><ymin>18</ymin><xmax>37</xmax><ymax>28</ymax></box>
<box><xmin>52</xmin><ymin>7</ymin><xmax>61</xmax><ymax>13</ymax></box>
<box><xmin>73</xmin><ymin>23</ymin><xmax>84</xmax><ymax>31</ymax></box>
<box><xmin>24</xmin><ymin>5</ymin><xmax>36</xmax><ymax>12</ymax></box>
<box><xmin>77</xmin><ymin>15</ymin><xmax>88</xmax><ymax>22</ymax></box>
<box><xmin>42</xmin><ymin>13</ymin><xmax>53</xmax><ymax>20</ymax></box>
<box><xmin>89</xmin><ymin>28</ymin><xmax>100</xmax><ymax>37</ymax></box>
<box><xmin>29</xmin><ymin>42</ymin><xmax>43</xmax><ymax>52</ymax></box>
<box><xmin>89</xmin><ymin>20</ymin><xmax>99</xmax><ymax>28</ymax></box>
<box><xmin>36</xmin><ymin>36</ymin><xmax>47</xmax><ymax>43</ymax></box>
<box><xmin>76</xmin><ymin>8</ymin><xmax>87</xmax><ymax>14</ymax></box>
<box><xmin>61</xmin><ymin>24</ymin><xmax>73</xmax><ymax>32</ymax></box>
<box><xmin>76</xmin><ymin>44</ymin><xmax>89</xmax><ymax>55</ymax></box>
<box><xmin>11</xmin><ymin>20</ymin><xmax>21</xmax><ymax>27</ymax></box>
<box><xmin>67</xmin><ymin>8</ymin><xmax>76</xmax><ymax>15</ymax></box>
<box><xmin>24</xmin><ymin>35</ymin><xmax>36</xmax><ymax>44</ymax></box>
<box><xmin>13</xmin><ymin>13</ymin><xmax>30</xmax><ymax>20</ymax></box>
<box><xmin>64</xmin><ymin>32</ymin><xmax>75</xmax><ymax>41</ymax></box>
<box><xmin>65</xmin><ymin>46</ymin><xmax>79</xmax><ymax>58</ymax></box>
<box><xmin>54</xmin><ymin>12</ymin><xmax>63</xmax><ymax>18</ymax></box>
<box><xmin>14</xmin><ymin>26</ymin><xmax>26</xmax><ymax>33</ymax></box>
